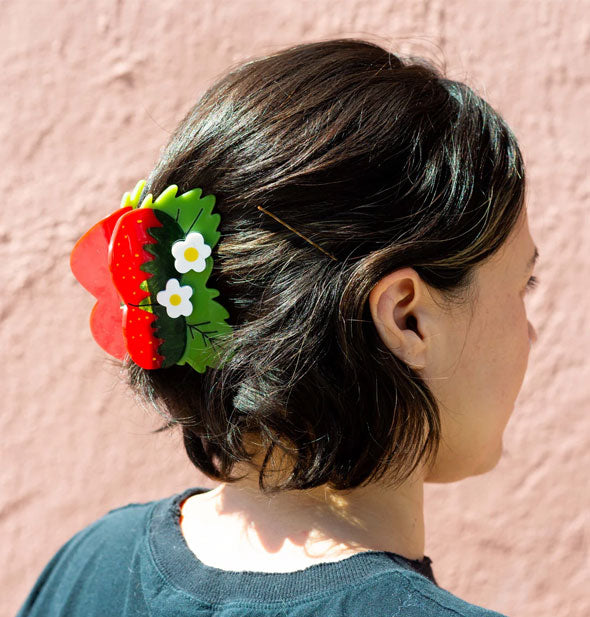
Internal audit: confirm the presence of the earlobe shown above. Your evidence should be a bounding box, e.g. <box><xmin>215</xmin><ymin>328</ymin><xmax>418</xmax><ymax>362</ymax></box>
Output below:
<box><xmin>368</xmin><ymin>269</ymin><xmax>428</xmax><ymax>370</ymax></box>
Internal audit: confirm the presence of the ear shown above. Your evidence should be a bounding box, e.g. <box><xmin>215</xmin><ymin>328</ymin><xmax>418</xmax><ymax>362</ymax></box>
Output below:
<box><xmin>368</xmin><ymin>268</ymin><xmax>434</xmax><ymax>370</ymax></box>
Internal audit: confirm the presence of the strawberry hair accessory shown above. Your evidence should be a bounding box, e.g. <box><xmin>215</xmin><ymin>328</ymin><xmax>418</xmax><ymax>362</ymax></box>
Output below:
<box><xmin>70</xmin><ymin>180</ymin><xmax>233</xmax><ymax>372</ymax></box>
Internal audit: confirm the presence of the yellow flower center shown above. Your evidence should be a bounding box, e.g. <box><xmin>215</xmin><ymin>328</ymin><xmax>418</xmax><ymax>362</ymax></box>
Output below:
<box><xmin>169</xmin><ymin>294</ymin><xmax>182</xmax><ymax>306</ymax></box>
<box><xmin>184</xmin><ymin>247</ymin><xmax>199</xmax><ymax>262</ymax></box>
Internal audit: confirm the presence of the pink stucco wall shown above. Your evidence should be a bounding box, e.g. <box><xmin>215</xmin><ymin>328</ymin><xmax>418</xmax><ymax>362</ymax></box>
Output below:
<box><xmin>2</xmin><ymin>2</ymin><xmax>588</xmax><ymax>615</ymax></box>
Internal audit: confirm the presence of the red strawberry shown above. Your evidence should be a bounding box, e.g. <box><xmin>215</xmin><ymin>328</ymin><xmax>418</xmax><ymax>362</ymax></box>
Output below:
<box><xmin>122</xmin><ymin>306</ymin><xmax>163</xmax><ymax>369</ymax></box>
<box><xmin>109</xmin><ymin>208</ymin><xmax>165</xmax><ymax>368</ymax></box>
<box><xmin>70</xmin><ymin>206</ymin><xmax>132</xmax><ymax>360</ymax></box>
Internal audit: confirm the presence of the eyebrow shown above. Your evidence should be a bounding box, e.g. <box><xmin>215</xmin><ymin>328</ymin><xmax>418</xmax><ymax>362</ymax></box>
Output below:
<box><xmin>526</xmin><ymin>246</ymin><xmax>539</xmax><ymax>272</ymax></box>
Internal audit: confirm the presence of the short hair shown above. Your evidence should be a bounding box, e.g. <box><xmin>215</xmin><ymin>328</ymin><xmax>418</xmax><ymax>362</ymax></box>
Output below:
<box><xmin>127</xmin><ymin>38</ymin><xmax>526</xmax><ymax>495</ymax></box>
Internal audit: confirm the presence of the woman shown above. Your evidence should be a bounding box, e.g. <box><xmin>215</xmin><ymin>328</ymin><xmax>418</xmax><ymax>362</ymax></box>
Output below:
<box><xmin>17</xmin><ymin>38</ymin><xmax>539</xmax><ymax>616</ymax></box>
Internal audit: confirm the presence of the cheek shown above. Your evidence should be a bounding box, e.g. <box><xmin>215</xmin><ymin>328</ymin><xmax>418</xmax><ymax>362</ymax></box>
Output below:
<box><xmin>460</xmin><ymin>298</ymin><xmax>530</xmax><ymax>431</ymax></box>
<box><xmin>478</xmin><ymin>297</ymin><xmax>531</xmax><ymax>427</ymax></box>
<box><xmin>505</xmin><ymin>300</ymin><xmax>532</xmax><ymax>393</ymax></box>
<box><xmin>424</xmin><ymin>297</ymin><xmax>532</xmax><ymax>481</ymax></box>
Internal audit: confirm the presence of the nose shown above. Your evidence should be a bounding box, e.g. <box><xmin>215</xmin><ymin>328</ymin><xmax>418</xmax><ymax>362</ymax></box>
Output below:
<box><xmin>528</xmin><ymin>320</ymin><xmax>537</xmax><ymax>346</ymax></box>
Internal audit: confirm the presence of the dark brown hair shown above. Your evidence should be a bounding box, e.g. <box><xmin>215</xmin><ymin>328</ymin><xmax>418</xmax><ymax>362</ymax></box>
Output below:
<box><xmin>127</xmin><ymin>38</ymin><xmax>526</xmax><ymax>495</ymax></box>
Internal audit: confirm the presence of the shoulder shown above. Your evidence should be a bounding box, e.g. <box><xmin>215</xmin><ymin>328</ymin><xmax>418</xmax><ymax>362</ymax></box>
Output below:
<box><xmin>343</xmin><ymin>568</ymin><xmax>509</xmax><ymax>617</ymax></box>
<box><xmin>45</xmin><ymin>494</ymin><xmax>159</xmax><ymax>565</ymax></box>
<box><xmin>15</xmin><ymin>493</ymin><xmax>169</xmax><ymax>617</ymax></box>
<box><xmin>54</xmin><ymin>496</ymin><xmax>157</xmax><ymax>562</ymax></box>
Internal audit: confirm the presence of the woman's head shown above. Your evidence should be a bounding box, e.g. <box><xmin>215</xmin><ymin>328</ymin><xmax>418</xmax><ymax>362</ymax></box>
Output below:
<box><xmin>127</xmin><ymin>38</ymin><xmax>531</xmax><ymax>494</ymax></box>
<box><xmin>369</xmin><ymin>207</ymin><xmax>538</xmax><ymax>483</ymax></box>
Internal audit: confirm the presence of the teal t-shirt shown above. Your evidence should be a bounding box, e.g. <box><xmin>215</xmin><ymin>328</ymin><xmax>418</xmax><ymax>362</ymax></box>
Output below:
<box><xmin>16</xmin><ymin>486</ymin><xmax>508</xmax><ymax>616</ymax></box>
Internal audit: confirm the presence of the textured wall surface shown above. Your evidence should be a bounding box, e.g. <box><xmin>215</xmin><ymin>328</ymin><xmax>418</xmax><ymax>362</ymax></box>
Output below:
<box><xmin>2</xmin><ymin>1</ymin><xmax>588</xmax><ymax>616</ymax></box>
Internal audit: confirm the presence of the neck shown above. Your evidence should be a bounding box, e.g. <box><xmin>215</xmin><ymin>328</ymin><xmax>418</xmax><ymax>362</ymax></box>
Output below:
<box><xmin>188</xmin><ymin>467</ymin><xmax>426</xmax><ymax>562</ymax></box>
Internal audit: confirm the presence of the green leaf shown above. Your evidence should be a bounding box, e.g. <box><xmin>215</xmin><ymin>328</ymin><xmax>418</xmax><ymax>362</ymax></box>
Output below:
<box><xmin>179</xmin><ymin>295</ymin><xmax>234</xmax><ymax>373</ymax></box>
<box><xmin>141</xmin><ymin>209</ymin><xmax>183</xmax><ymax>290</ymax></box>
<box><xmin>139</xmin><ymin>185</ymin><xmax>233</xmax><ymax>372</ymax></box>
<box><xmin>152</xmin><ymin>185</ymin><xmax>221</xmax><ymax>250</ymax></box>
<box><xmin>140</xmin><ymin>209</ymin><xmax>188</xmax><ymax>367</ymax></box>
<box><xmin>151</xmin><ymin>305</ymin><xmax>186</xmax><ymax>367</ymax></box>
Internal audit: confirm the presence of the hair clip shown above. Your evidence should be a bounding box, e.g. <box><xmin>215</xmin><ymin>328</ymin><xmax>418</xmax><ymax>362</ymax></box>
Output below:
<box><xmin>70</xmin><ymin>180</ymin><xmax>233</xmax><ymax>372</ymax></box>
<box><xmin>256</xmin><ymin>206</ymin><xmax>339</xmax><ymax>262</ymax></box>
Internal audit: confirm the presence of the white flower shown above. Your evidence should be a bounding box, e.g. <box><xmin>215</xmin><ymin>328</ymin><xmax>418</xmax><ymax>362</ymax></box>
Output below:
<box><xmin>171</xmin><ymin>232</ymin><xmax>211</xmax><ymax>274</ymax></box>
<box><xmin>156</xmin><ymin>278</ymin><xmax>193</xmax><ymax>318</ymax></box>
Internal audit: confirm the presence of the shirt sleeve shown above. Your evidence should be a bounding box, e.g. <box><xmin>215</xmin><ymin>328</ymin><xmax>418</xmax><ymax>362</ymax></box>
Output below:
<box><xmin>15</xmin><ymin>526</ymin><xmax>89</xmax><ymax>617</ymax></box>
<box><xmin>14</xmin><ymin>503</ymin><xmax>150</xmax><ymax>617</ymax></box>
